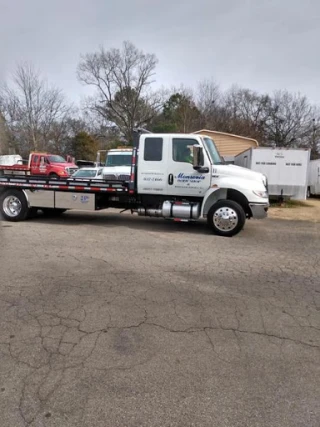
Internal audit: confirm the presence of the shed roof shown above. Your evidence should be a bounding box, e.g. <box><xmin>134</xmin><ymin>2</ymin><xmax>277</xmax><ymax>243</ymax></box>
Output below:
<box><xmin>193</xmin><ymin>129</ymin><xmax>259</xmax><ymax>156</ymax></box>
<box><xmin>193</xmin><ymin>129</ymin><xmax>259</xmax><ymax>146</ymax></box>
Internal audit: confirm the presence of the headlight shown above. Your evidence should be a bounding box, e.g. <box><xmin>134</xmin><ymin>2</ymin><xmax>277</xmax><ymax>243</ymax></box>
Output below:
<box><xmin>253</xmin><ymin>190</ymin><xmax>268</xmax><ymax>198</ymax></box>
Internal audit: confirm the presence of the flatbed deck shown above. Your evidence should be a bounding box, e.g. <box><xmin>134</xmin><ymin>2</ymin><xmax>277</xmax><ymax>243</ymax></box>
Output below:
<box><xmin>0</xmin><ymin>174</ymin><xmax>130</xmax><ymax>193</ymax></box>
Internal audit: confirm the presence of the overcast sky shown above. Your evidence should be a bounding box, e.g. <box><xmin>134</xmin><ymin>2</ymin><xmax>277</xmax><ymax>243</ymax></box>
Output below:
<box><xmin>0</xmin><ymin>0</ymin><xmax>319</xmax><ymax>105</ymax></box>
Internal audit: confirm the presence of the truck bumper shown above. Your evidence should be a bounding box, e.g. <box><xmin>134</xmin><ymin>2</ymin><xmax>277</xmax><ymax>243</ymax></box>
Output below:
<box><xmin>249</xmin><ymin>203</ymin><xmax>269</xmax><ymax>219</ymax></box>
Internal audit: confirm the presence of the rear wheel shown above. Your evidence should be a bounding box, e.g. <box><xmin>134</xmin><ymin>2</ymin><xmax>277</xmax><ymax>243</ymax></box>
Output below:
<box><xmin>207</xmin><ymin>200</ymin><xmax>246</xmax><ymax>237</ymax></box>
<box><xmin>0</xmin><ymin>189</ymin><xmax>30</xmax><ymax>222</ymax></box>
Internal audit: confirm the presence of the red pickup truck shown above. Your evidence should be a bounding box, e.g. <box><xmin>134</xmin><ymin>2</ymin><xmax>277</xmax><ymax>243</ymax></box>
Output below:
<box><xmin>0</xmin><ymin>153</ymin><xmax>78</xmax><ymax>178</ymax></box>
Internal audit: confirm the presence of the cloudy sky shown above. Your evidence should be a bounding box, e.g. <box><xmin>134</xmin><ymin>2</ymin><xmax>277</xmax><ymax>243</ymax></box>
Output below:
<box><xmin>0</xmin><ymin>0</ymin><xmax>318</xmax><ymax>105</ymax></box>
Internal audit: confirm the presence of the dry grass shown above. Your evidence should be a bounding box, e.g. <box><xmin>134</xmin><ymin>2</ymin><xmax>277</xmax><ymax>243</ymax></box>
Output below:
<box><xmin>268</xmin><ymin>198</ymin><xmax>320</xmax><ymax>222</ymax></box>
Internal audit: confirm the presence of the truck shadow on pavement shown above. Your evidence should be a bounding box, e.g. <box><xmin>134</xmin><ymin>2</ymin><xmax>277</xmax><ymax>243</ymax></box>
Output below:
<box><xmin>30</xmin><ymin>210</ymin><xmax>213</xmax><ymax>236</ymax></box>
<box><xmin>1</xmin><ymin>210</ymin><xmax>265</xmax><ymax>237</ymax></box>
<box><xmin>27</xmin><ymin>209</ymin><xmax>269</xmax><ymax>237</ymax></box>
<box><xmin>21</xmin><ymin>211</ymin><xmax>261</xmax><ymax>238</ymax></box>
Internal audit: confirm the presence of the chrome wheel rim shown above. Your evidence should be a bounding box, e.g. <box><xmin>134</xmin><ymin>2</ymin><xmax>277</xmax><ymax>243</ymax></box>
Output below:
<box><xmin>213</xmin><ymin>207</ymin><xmax>238</xmax><ymax>232</ymax></box>
<box><xmin>3</xmin><ymin>196</ymin><xmax>22</xmax><ymax>218</ymax></box>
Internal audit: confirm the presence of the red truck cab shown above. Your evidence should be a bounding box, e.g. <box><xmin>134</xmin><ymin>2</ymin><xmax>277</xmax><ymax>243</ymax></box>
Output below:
<box><xmin>30</xmin><ymin>153</ymin><xmax>78</xmax><ymax>178</ymax></box>
<box><xmin>0</xmin><ymin>153</ymin><xmax>78</xmax><ymax>178</ymax></box>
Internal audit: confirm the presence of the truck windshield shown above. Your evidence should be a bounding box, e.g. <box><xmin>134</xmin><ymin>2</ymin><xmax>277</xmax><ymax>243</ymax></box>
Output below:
<box><xmin>48</xmin><ymin>155</ymin><xmax>67</xmax><ymax>163</ymax></box>
<box><xmin>105</xmin><ymin>154</ymin><xmax>132</xmax><ymax>167</ymax></box>
<box><xmin>202</xmin><ymin>137</ymin><xmax>223</xmax><ymax>164</ymax></box>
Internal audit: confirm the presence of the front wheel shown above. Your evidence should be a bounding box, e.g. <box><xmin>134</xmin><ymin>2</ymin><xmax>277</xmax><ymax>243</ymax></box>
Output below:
<box><xmin>207</xmin><ymin>200</ymin><xmax>246</xmax><ymax>237</ymax></box>
<box><xmin>49</xmin><ymin>173</ymin><xmax>60</xmax><ymax>179</ymax></box>
<box><xmin>0</xmin><ymin>189</ymin><xmax>30</xmax><ymax>222</ymax></box>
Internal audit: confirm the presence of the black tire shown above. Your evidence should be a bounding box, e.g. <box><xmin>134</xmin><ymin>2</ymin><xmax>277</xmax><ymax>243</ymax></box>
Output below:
<box><xmin>27</xmin><ymin>207</ymin><xmax>39</xmax><ymax>219</ymax></box>
<box><xmin>307</xmin><ymin>187</ymin><xmax>311</xmax><ymax>198</ymax></box>
<box><xmin>41</xmin><ymin>208</ymin><xmax>66</xmax><ymax>217</ymax></box>
<box><xmin>0</xmin><ymin>189</ymin><xmax>30</xmax><ymax>222</ymax></box>
<box><xmin>49</xmin><ymin>173</ymin><xmax>60</xmax><ymax>179</ymax></box>
<box><xmin>207</xmin><ymin>200</ymin><xmax>246</xmax><ymax>237</ymax></box>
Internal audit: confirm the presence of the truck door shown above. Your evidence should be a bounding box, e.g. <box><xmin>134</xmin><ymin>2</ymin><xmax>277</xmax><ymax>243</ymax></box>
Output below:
<box><xmin>31</xmin><ymin>155</ymin><xmax>40</xmax><ymax>175</ymax></box>
<box><xmin>39</xmin><ymin>156</ymin><xmax>48</xmax><ymax>175</ymax></box>
<box><xmin>137</xmin><ymin>135</ymin><xmax>168</xmax><ymax>195</ymax></box>
<box><xmin>166</xmin><ymin>137</ymin><xmax>211</xmax><ymax>197</ymax></box>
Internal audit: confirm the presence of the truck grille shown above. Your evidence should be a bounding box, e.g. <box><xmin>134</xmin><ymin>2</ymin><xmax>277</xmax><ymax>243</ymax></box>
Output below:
<box><xmin>103</xmin><ymin>174</ymin><xmax>117</xmax><ymax>180</ymax></box>
<box><xmin>102</xmin><ymin>174</ymin><xmax>130</xmax><ymax>181</ymax></box>
<box><xmin>68</xmin><ymin>168</ymin><xmax>78</xmax><ymax>175</ymax></box>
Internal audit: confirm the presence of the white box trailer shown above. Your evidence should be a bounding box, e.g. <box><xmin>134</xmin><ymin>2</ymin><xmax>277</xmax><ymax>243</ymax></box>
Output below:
<box><xmin>234</xmin><ymin>147</ymin><xmax>310</xmax><ymax>200</ymax></box>
<box><xmin>0</xmin><ymin>154</ymin><xmax>22</xmax><ymax>166</ymax></box>
<box><xmin>308</xmin><ymin>159</ymin><xmax>320</xmax><ymax>197</ymax></box>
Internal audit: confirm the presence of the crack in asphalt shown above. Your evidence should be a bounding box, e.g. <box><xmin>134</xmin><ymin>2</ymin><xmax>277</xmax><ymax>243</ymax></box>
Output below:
<box><xmin>1</xmin><ymin>225</ymin><xmax>320</xmax><ymax>426</ymax></box>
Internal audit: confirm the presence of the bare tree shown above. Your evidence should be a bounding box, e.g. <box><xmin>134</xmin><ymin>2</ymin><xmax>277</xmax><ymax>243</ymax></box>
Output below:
<box><xmin>0</xmin><ymin>62</ymin><xmax>71</xmax><ymax>156</ymax></box>
<box><xmin>77</xmin><ymin>41</ymin><xmax>164</xmax><ymax>142</ymax></box>
<box><xmin>0</xmin><ymin>112</ymin><xmax>11</xmax><ymax>154</ymax></box>
<box><xmin>264</xmin><ymin>90</ymin><xmax>313</xmax><ymax>148</ymax></box>
<box><xmin>226</xmin><ymin>86</ymin><xmax>268</xmax><ymax>123</ymax></box>
<box><xmin>196</xmin><ymin>79</ymin><xmax>221</xmax><ymax>128</ymax></box>
<box><xmin>307</xmin><ymin>111</ymin><xmax>320</xmax><ymax>159</ymax></box>
<box><xmin>222</xmin><ymin>86</ymin><xmax>270</xmax><ymax>142</ymax></box>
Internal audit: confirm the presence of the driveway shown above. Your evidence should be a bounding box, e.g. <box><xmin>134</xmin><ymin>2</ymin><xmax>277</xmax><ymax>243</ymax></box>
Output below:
<box><xmin>0</xmin><ymin>211</ymin><xmax>319</xmax><ymax>427</ymax></box>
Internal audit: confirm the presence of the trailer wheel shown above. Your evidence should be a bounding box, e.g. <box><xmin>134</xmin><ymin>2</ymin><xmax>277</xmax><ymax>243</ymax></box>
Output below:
<box><xmin>207</xmin><ymin>200</ymin><xmax>246</xmax><ymax>237</ymax></box>
<box><xmin>0</xmin><ymin>189</ymin><xmax>30</xmax><ymax>222</ymax></box>
<box><xmin>41</xmin><ymin>208</ymin><xmax>66</xmax><ymax>217</ymax></box>
<box><xmin>307</xmin><ymin>187</ymin><xmax>311</xmax><ymax>198</ymax></box>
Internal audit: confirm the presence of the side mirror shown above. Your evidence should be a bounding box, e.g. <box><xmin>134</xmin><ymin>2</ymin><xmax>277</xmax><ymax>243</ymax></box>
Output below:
<box><xmin>192</xmin><ymin>145</ymin><xmax>204</xmax><ymax>169</ymax></box>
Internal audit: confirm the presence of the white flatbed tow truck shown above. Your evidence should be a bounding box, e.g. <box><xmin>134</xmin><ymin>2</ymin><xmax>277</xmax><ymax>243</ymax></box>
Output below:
<box><xmin>0</xmin><ymin>129</ymin><xmax>269</xmax><ymax>237</ymax></box>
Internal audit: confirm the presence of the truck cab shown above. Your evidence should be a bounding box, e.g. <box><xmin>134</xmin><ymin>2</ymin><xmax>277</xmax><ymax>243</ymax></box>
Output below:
<box><xmin>133</xmin><ymin>133</ymin><xmax>269</xmax><ymax>235</ymax></box>
<box><xmin>102</xmin><ymin>148</ymin><xmax>133</xmax><ymax>181</ymax></box>
<box><xmin>0</xmin><ymin>153</ymin><xmax>78</xmax><ymax>178</ymax></box>
<box><xmin>29</xmin><ymin>153</ymin><xmax>78</xmax><ymax>178</ymax></box>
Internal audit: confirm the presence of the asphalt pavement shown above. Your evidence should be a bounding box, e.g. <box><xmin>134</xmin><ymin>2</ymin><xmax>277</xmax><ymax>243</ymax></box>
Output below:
<box><xmin>0</xmin><ymin>210</ymin><xmax>319</xmax><ymax>427</ymax></box>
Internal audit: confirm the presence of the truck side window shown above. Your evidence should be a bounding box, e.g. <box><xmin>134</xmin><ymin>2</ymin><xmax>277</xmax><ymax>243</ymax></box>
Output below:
<box><xmin>173</xmin><ymin>138</ymin><xmax>197</xmax><ymax>163</ymax></box>
<box><xmin>33</xmin><ymin>155</ymin><xmax>39</xmax><ymax>164</ymax></box>
<box><xmin>144</xmin><ymin>138</ymin><xmax>163</xmax><ymax>161</ymax></box>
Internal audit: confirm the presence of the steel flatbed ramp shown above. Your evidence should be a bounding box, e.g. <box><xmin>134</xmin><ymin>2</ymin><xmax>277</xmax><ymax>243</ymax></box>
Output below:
<box><xmin>0</xmin><ymin>175</ymin><xmax>128</xmax><ymax>193</ymax></box>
